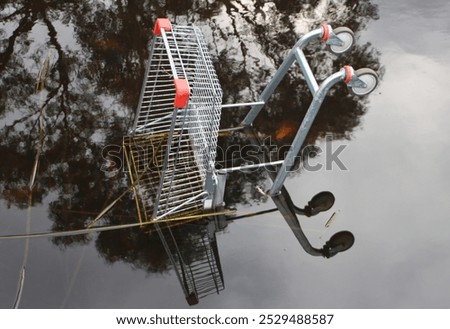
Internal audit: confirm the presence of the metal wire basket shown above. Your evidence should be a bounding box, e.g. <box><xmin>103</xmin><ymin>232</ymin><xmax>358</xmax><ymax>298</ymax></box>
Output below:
<box><xmin>125</xmin><ymin>19</ymin><xmax>223</xmax><ymax>222</ymax></box>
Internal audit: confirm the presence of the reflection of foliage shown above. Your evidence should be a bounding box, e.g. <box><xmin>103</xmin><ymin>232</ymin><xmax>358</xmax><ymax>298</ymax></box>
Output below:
<box><xmin>95</xmin><ymin>226</ymin><xmax>172</xmax><ymax>274</ymax></box>
<box><xmin>0</xmin><ymin>0</ymin><xmax>382</xmax><ymax>272</ymax></box>
<box><xmin>95</xmin><ymin>220</ymin><xmax>217</xmax><ymax>274</ymax></box>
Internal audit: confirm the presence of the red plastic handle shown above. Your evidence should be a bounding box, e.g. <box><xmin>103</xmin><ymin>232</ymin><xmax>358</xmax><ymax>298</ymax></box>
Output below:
<box><xmin>153</xmin><ymin>18</ymin><xmax>171</xmax><ymax>35</ymax></box>
<box><xmin>173</xmin><ymin>79</ymin><xmax>190</xmax><ymax>108</ymax></box>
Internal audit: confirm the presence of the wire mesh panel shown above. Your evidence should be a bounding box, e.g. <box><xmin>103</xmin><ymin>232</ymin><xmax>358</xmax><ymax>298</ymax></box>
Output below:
<box><xmin>123</xmin><ymin>133</ymin><xmax>206</xmax><ymax>222</ymax></box>
<box><xmin>183</xmin><ymin>27</ymin><xmax>223</xmax><ymax>180</ymax></box>
<box><xmin>126</xmin><ymin>19</ymin><xmax>223</xmax><ymax>222</ymax></box>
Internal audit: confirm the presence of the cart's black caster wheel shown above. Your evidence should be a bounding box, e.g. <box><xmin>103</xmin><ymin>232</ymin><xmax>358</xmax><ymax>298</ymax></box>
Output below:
<box><xmin>329</xmin><ymin>27</ymin><xmax>355</xmax><ymax>55</ymax></box>
<box><xmin>323</xmin><ymin>231</ymin><xmax>355</xmax><ymax>257</ymax></box>
<box><xmin>309</xmin><ymin>191</ymin><xmax>335</xmax><ymax>212</ymax></box>
<box><xmin>349</xmin><ymin>68</ymin><xmax>379</xmax><ymax>96</ymax></box>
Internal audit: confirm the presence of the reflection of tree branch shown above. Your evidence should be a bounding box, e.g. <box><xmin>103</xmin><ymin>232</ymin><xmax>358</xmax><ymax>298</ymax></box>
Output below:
<box><xmin>223</xmin><ymin>2</ymin><xmax>247</xmax><ymax>58</ymax></box>
<box><xmin>0</xmin><ymin>6</ymin><xmax>27</xmax><ymax>21</ymax></box>
<box><xmin>42</xmin><ymin>15</ymin><xmax>70</xmax><ymax>105</ymax></box>
<box><xmin>231</xmin><ymin>0</ymin><xmax>260</xmax><ymax>27</ymax></box>
<box><xmin>4</xmin><ymin>113</ymin><xmax>36</xmax><ymax>139</ymax></box>
<box><xmin>0</xmin><ymin>12</ymin><xmax>34</xmax><ymax>71</ymax></box>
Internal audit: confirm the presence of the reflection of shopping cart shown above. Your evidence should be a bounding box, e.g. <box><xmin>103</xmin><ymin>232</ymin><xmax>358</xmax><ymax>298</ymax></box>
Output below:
<box><xmin>125</xmin><ymin>19</ymin><xmax>378</xmax><ymax>256</ymax></box>
<box><xmin>155</xmin><ymin>218</ymin><xmax>226</xmax><ymax>305</ymax></box>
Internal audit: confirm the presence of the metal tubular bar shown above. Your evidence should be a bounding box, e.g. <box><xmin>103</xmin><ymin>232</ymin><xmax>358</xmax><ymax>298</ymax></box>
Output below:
<box><xmin>155</xmin><ymin>224</ymin><xmax>191</xmax><ymax>298</ymax></box>
<box><xmin>217</xmin><ymin>160</ymin><xmax>285</xmax><ymax>174</ymax></box>
<box><xmin>123</xmin><ymin>141</ymin><xmax>145</xmax><ymax>224</ymax></box>
<box><xmin>221</xmin><ymin>101</ymin><xmax>265</xmax><ymax>109</ymax></box>
<box><xmin>160</xmin><ymin>110</ymin><xmax>191</xmax><ymax>216</ymax></box>
<box><xmin>152</xmin><ymin>108</ymin><xmax>181</xmax><ymax>219</ymax></box>
<box><xmin>269</xmin><ymin>69</ymin><xmax>346</xmax><ymax>195</ymax></box>
<box><xmin>235</xmin><ymin>125</ymin><xmax>324</xmax><ymax>256</ymax></box>
<box><xmin>294</xmin><ymin>48</ymin><xmax>319</xmax><ymax>94</ymax></box>
<box><xmin>134</xmin><ymin>111</ymin><xmax>181</xmax><ymax>132</ymax></box>
<box><xmin>130</xmin><ymin>38</ymin><xmax>157</xmax><ymax>135</ymax></box>
<box><xmin>271</xmin><ymin>189</ymin><xmax>324</xmax><ymax>257</ymax></box>
<box><xmin>160</xmin><ymin>29</ymin><xmax>179</xmax><ymax>79</ymax></box>
<box><xmin>154</xmin><ymin>191</ymin><xmax>209</xmax><ymax>221</ymax></box>
<box><xmin>241</xmin><ymin>28</ymin><xmax>323</xmax><ymax>126</ymax></box>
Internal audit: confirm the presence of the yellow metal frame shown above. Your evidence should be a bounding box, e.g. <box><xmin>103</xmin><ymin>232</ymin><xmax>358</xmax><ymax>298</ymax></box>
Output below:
<box><xmin>123</xmin><ymin>134</ymin><xmax>204</xmax><ymax>224</ymax></box>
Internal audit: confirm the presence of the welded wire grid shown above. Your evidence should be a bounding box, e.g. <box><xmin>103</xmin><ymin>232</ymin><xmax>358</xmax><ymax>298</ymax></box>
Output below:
<box><xmin>123</xmin><ymin>133</ymin><xmax>205</xmax><ymax>222</ymax></box>
<box><xmin>184</xmin><ymin>26</ymin><xmax>222</xmax><ymax>180</ymax></box>
<box><xmin>127</xmin><ymin>22</ymin><xmax>223</xmax><ymax>222</ymax></box>
<box><xmin>156</xmin><ymin>222</ymin><xmax>224</xmax><ymax>305</ymax></box>
<box><xmin>132</xmin><ymin>23</ymin><xmax>223</xmax><ymax>176</ymax></box>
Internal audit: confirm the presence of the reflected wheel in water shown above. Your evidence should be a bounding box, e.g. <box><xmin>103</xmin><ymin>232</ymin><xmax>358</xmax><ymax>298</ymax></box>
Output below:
<box><xmin>309</xmin><ymin>191</ymin><xmax>335</xmax><ymax>212</ymax></box>
<box><xmin>327</xmin><ymin>231</ymin><xmax>355</xmax><ymax>251</ymax></box>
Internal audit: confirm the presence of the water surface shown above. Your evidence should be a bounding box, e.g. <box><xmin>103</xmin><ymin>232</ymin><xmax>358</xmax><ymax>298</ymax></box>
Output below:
<box><xmin>1</xmin><ymin>0</ymin><xmax>449</xmax><ymax>308</ymax></box>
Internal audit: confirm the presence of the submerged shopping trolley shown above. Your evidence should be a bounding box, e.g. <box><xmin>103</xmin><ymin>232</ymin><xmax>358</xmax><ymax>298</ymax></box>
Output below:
<box><xmin>124</xmin><ymin>19</ymin><xmax>378</xmax><ymax>256</ymax></box>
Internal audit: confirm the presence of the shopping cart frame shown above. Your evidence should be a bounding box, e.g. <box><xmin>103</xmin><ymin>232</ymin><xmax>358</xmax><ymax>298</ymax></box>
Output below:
<box><xmin>126</xmin><ymin>18</ymin><xmax>378</xmax><ymax>258</ymax></box>
<box><xmin>227</xmin><ymin>23</ymin><xmax>379</xmax><ymax>195</ymax></box>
